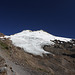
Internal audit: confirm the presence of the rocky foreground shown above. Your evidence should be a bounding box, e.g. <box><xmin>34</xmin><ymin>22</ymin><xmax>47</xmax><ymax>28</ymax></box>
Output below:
<box><xmin>0</xmin><ymin>33</ymin><xmax>75</xmax><ymax>75</ymax></box>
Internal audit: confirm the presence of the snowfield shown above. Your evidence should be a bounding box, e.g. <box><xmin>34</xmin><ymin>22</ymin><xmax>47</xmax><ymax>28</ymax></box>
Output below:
<box><xmin>4</xmin><ymin>30</ymin><xmax>71</xmax><ymax>56</ymax></box>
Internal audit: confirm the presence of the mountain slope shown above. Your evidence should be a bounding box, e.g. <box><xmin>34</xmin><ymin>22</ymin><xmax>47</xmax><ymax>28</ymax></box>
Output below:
<box><xmin>0</xmin><ymin>30</ymin><xmax>75</xmax><ymax>75</ymax></box>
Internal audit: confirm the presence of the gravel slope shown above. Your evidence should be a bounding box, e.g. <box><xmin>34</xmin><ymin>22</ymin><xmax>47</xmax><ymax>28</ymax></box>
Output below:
<box><xmin>0</xmin><ymin>48</ymin><xmax>30</xmax><ymax>75</ymax></box>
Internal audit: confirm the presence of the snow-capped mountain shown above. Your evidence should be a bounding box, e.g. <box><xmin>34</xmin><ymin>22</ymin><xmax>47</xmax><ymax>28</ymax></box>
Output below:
<box><xmin>4</xmin><ymin>30</ymin><xmax>71</xmax><ymax>56</ymax></box>
<box><xmin>0</xmin><ymin>30</ymin><xmax>75</xmax><ymax>75</ymax></box>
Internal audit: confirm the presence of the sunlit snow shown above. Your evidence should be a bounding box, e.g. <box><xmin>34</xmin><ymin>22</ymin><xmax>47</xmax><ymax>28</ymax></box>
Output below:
<box><xmin>4</xmin><ymin>30</ymin><xmax>71</xmax><ymax>56</ymax></box>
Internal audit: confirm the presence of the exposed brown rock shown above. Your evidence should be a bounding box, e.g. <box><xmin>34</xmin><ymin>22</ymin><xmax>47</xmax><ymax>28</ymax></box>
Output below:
<box><xmin>0</xmin><ymin>37</ymin><xmax>75</xmax><ymax>75</ymax></box>
<box><xmin>0</xmin><ymin>33</ymin><xmax>5</xmax><ymax>37</ymax></box>
<box><xmin>0</xmin><ymin>56</ymin><xmax>7</xmax><ymax>75</ymax></box>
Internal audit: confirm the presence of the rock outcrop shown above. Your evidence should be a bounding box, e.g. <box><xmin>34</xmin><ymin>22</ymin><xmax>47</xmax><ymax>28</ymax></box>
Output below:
<box><xmin>0</xmin><ymin>56</ymin><xmax>7</xmax><ymax>75</ymax></box>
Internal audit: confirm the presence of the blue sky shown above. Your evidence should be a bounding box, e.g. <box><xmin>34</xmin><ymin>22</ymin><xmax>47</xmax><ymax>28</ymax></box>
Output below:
<box><xmin>0</xmin><ymin>0</ymin><xmax>75</xmax><ymax>38</ymax></box>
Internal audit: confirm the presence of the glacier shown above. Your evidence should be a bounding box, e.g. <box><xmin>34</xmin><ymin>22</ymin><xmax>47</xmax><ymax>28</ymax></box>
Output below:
<box><xmin>4</xmin><ymin>30</ymin><xmax>71</xmax><ymax>56</ymax></box>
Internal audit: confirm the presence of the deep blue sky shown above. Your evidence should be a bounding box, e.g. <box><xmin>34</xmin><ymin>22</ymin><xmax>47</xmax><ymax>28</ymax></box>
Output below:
<box><xmin>0</xmin><ymin>0</ymin><xmax>75</xmax><ymax>38</ymax></box>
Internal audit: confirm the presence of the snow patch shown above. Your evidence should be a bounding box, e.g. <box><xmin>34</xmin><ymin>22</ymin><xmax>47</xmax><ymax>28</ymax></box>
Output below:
<box><xmin>73</xmin><ymin>44</ymin><xmax>75</xmax><ymax>46</ymax></box>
